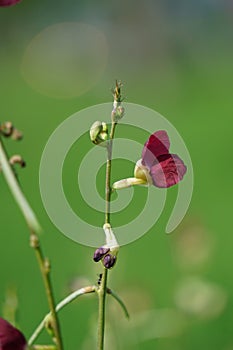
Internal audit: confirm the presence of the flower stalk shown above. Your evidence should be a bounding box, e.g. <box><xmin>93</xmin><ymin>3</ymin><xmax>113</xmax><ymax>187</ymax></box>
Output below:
<box><xmin>97</xmin><ymin>122</ymin><xmax>116</xmax><ymax>350</ymax></box>
<box><xmin>97</xmin><ymin>81</ymin><xmax>123</xmax><ymax>350</ymax></box>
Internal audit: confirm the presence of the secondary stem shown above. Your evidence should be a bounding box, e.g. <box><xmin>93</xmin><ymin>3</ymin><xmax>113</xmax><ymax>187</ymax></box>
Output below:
<box><xmin>98</xmin><ymin>121</ymin><xmax>117</xmax><ymax>350</ymax></box>
<box><xmin>29</xmin><ymin>286</ymin><xmax>96</xmax><ymax>345</ymax></box>
<box><xmin>0</xmin><ymin>137</ymin><xmax>40</xmax><ymax>233</ymax></box>
<box><xmin>32</xmin><ymin>238</ymin><xmax>63</xmax><ymax>350</ymax></box>
<box><xmin>0</xmin><ymin>136</ymin><xmax>63</xmax><ymax>350</ymax></box>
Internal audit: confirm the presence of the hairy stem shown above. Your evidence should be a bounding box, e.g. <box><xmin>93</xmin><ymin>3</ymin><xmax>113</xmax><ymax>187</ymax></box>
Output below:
<box><xmin>98</xmin><ymin>121</ymin><xmax>117</xmax><ymax>350</ymax></box>
<box><xmin>0</xmin><ymin>137</ymin><xmax>63</xmax><ymax>350</ymax></box>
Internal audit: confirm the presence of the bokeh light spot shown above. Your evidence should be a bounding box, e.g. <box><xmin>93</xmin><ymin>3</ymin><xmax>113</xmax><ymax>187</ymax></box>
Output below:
<box><xmin>21</xmin><ymin>22</ymin><xmax>108</xmax><ymax>98</ymax></box>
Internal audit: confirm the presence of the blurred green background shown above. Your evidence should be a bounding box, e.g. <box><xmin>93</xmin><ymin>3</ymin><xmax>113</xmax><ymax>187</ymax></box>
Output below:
<box><xmin>0</xmin><ymin>0</ymin><xmax>233</xmax><ymax>349</ymax></box>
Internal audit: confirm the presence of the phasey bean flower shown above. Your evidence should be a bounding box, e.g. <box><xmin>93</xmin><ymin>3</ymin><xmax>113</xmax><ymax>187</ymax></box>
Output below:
<box><xmin>0</xmin><ymin>0</ymin><xmax>21</xmax><ymax>6</ymax></box>
<box><xmin>0</xmin><ymin>318</ymin><xmax>27</xmax><ymax>350</ymax></box>
<box><xmin>113</xmin><ymin>130</ymin><xmax>187</xmax><ymax>189</ymax></box>
<box><xmin>93</xmin><ymin>224</ymin><xmax>119</xmax><ymax>269</ymax></box>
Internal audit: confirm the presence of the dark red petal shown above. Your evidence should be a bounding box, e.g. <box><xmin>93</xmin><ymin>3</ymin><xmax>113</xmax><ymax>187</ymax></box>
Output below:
<box><xmin>150</xmin><ymin>153</ymin><xmax>187</xmax><ymax>188</ymax></box>
<box><xmin>141</xmin><ymin>130</ymin><xmax>170</xmax><ymax>168</ymax></box>
<box><xmin>0</xmin><ymin>0</ymin><xmax>21</xmax><ymax>6</ymax></box>
<box><xmin>0</xmin><ymin>318</ymin><xmax>27</xmax><ymax>350</ymax></box>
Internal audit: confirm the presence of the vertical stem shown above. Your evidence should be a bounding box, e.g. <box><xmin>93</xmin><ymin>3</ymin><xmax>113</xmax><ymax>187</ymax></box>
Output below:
<box><xmin>98</xmin><ymin>121</ymin><xmax>117</xmax><ymax>350</ymax></box>
<box><xmin>0</xmin><ymin>137</ymin><xmax>63</xmax><ymax>350</ymax></box>
<box><xmin>105</xmin><ymin>122</ymin><xmax>117</xmax><ymax>224</ymax></box>
<box><xmin>32</xmin><ymin>238</ymin><xmax>63</xmax><ymax>350</ymax></box>
<box><xmin>97</xmin><ymin>268</ymin><xmax>108</xmax><ymax>350</ymax></box>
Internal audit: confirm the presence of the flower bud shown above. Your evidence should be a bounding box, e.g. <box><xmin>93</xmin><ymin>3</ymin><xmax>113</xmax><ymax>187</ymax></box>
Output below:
<box><xmin>103</xmin><ymin>254</ymin><xmax>117</xmax><ymax>269</ymax></box>
<box><xmin>93</xmin><ymin>225</ymin><xmax>119</xmax><ymax>268</ymax></box>
<box><xmin>90</xmin><ymin>121</ymin><xmax>108</xmax><ymax>146</ymax></box>
<box><xmin>93</xmin><ymin>247</ymin><xmax>110</xmax><ymax>262</ymax></box>
<box><xmin>111</xmin><ymin>106</ymin><xmax>125</xmax><ymax>122</ymax></box>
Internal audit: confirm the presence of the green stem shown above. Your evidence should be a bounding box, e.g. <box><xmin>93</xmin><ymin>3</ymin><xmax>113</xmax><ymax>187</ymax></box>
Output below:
<box><xmin>33</xmin><ymin>245</ymin><xmax>63</xmax><ymax>350</ymax></box>
<box><xmin>29</xmin><ymin>286</ymin><xmax>96</xmax><ymax>345</ymax></box>
<box><xmin>0</xmin><ymin>137</ymin><xmax>63</xmax><ymax>350</ymax></box>
<box><xmin>105</xmin><ymin>122</ymin><xmax>117</xmax><ymax>224</ymax></box>
<box><xmin>0</xmin><ymin>137</ymin><xmax>40</xmax><ymax>233</ymax></box>
<box><xmin>107</xmin><ymin>288</ymin><xmax>129</xmax><ymax>319</ymax></box>
<box><xmin>97</xmin><ymin>268</ymin><xmax>108</xmax><ymax>350</ymax></box>
<box><xmin>98</xmin><ymin>121</ymin><xmax>117</xmax><ymax>350</ymax></box>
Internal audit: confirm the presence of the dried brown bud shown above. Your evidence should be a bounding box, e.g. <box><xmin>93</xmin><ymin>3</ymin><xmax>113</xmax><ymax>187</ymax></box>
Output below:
<box><xmin>0</xmin><ymin>122</ymin><xmax>23</xmax><ymax>140</ymax></box>
<box><xmin>11</xmin><ymin>128</ymin><xmax>23</xmax><ymax>141</ymax></box>
<box><xmin>9</xmin><ymin>155</ymin><xmax>26</xmax><ymax>168</ymax></box>
<box><xmin>0</xmin><ymin>121</ymin><xmax>13</xmax><ymax>137</ymax></box>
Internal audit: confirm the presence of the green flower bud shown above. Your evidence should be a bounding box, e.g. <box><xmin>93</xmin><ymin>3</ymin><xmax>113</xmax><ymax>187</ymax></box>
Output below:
<box><xmin>90</xmin><ymin>121</ymin><xmax>108</xmax><ymax>146</ymax></box>
<box><xmin>111</xmin><ymin>105</ymin><xmax>125</xmax><ymax>123</ymax></box>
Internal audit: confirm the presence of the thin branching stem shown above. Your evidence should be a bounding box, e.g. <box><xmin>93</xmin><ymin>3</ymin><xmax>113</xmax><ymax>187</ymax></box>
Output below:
<box><xmin>0</xmin><ymin>137</ymin><xmax>40</xmax><ymax>233</ymax></box>
<box><xmin>29</xmin><ymin>286</ymin><xmax>96</xmax><ymax>345</ymax></box>
<box><xmin>107</xmin><ymin>288</ymin><xmax>130</xmax><ymax>319</ymax></box>
<box><xmin>0</xmin><ymin>136</ymin><xmax>63</xmax><ymax>350</ymax></box>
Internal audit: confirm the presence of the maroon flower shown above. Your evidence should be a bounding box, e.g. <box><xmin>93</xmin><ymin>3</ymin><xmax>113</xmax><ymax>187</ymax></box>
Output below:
<box><xmin>0</xmin><ymin>0</ymin><xmax>21</xmax><ymax>6</ymax></box>
<box><xmin>0</xmin><ymin>318</ymin><xmax>27</xmax><ymax>350</ymax></box>
<box><xmin>113</xmin><ymin>130</ymin><xmax>187</xmax><ymax>190</ymax></box>
<box><xmin>141</xmin><ymin>130</ymin><xmax>187</xmax><ymax>188</ymax></box>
